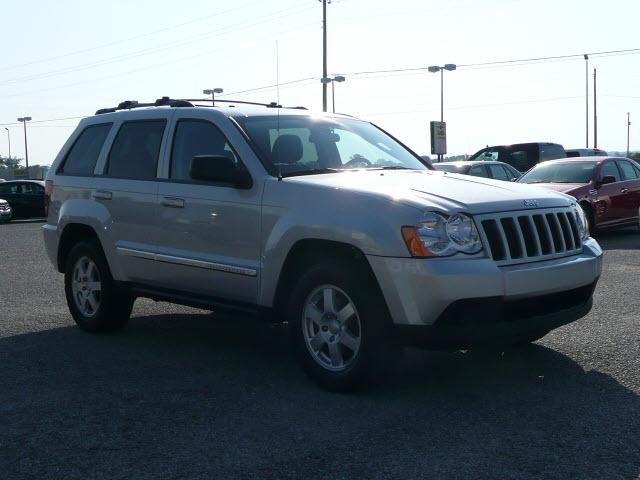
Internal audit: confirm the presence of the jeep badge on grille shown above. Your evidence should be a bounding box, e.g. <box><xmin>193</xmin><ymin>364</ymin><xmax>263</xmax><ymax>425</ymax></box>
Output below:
<box><xmin>523</xmin><ymin>199</ymin><xmax>539</xmax><ymax>208</ymax></box>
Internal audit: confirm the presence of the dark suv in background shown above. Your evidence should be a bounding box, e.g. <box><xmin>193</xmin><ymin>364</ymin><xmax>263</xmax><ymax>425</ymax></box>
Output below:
<box><xmin>469</xmin><ymin>142</ymin><xmax>566</xmax><ymax>173</ymax></box>
<box><xmin>0</xmin><ymin>180</ymin><xmax>46</xmax><ymax>219</ymax></box>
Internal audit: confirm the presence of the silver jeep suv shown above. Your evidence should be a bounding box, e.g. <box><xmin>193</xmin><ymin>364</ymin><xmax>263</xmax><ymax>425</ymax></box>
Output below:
<box><xmin>43</xmin><ymin>97</ymin><xmax>603</xmax><ymax>391</ymax></box>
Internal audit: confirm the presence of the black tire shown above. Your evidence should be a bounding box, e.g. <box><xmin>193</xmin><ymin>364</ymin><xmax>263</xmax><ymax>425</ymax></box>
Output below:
<box><xmin>287</xmin><ymin>260</ymin><xmax>398</xmax><ymax>392</ymax></box>
<box><xmin>581</xmin><ymin>202</ymin><xmax>595</xmax><ymax>235</ymax></box>
<box><xmin>64</xmin><ymin>240</ymin><xmax>134</xmax><ymax>333</ymax></box>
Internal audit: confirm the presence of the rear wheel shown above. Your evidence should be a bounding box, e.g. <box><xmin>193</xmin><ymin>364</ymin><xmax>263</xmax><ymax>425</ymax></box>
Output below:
<box><xmin>64</xmin><ymin>240</ymin><xmax>134</xmax><ymax>333</ymax></box>
<box><xmin>287</xmin><ymin>260</ymin><xmax>397</xmax><ymax>392</ymax></box>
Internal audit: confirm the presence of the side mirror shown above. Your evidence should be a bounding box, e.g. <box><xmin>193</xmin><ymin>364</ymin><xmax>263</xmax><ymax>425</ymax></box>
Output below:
<box><xmin>596</xmin><ymin>175</ymin><xmax>616</xmax><ymax>187</ymax></box>
<box><xmin>190</xmin><ymin>155</ymin><xmax>252</xmax><ymax>188</ymax></box>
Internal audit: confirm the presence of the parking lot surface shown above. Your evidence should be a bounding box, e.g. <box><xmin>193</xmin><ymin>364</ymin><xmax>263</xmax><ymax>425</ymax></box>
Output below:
<box><xmin>1</xmin><ymin>220</ymin><xmax>639</xmax><ymax>480</ymax></box>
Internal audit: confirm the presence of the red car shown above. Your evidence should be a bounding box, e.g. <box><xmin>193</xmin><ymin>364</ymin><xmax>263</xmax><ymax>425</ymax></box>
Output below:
<box><xmin>518</xmin><ymin>157</ymin><xmax>640</xmax><ymax>232</ymax></box>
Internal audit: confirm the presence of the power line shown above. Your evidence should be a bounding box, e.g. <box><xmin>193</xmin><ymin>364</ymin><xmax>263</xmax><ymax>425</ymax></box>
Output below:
<box><xmin>346</xmin><ymin>48</ymin><xmax>640</xmax><ymax>76</ymax></box>
<box><xmin>4</xmin><ymin>0</ymin><xmax>268</xmax><ymax>70</ymax></box>
<box><xmin>2</xmin><ymin>21</ymin><xmax>319</xmax><ymax>99</ymax></box>
<box><xmin>2</xmin><ymin>48</ymin><xmax>639</xmax><ymax>126</ymax></box>
<box><xmin>0</xmin><ymin>116</ymin><xmax>86</xmax><ymax>127</ymax></box>
<box><xmin>0</xmin><ymin>3</ymin><xmax>316</xmax><ymax>87</ymax></box>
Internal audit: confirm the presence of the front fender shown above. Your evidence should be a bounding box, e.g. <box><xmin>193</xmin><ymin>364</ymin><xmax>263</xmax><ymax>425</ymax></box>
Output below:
<box><xmin>257</xmin><ymin>180</ymin><xmax>420</xmax><ymax>307</ymax></box>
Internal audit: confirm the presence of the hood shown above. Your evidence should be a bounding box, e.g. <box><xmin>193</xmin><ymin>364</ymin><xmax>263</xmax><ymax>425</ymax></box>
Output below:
<box><xmin>285</xmin><ymin>170</ymin><xmax>574</xmax><ymax>214</ymax></box>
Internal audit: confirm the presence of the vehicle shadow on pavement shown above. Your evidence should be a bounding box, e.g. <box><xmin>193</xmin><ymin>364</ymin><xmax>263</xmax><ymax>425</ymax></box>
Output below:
<box><xmin>0</xmin><ymin>312</ymin><xmax>638</xmax><ymax>480</ymax></box>
<box><xmin>0</xmin><ymin>218</ymin><xmax>46</xmax><ymax>225</ymax></box>
<box><xmin>595</xmin><ymin>228</ymin><xmax>640</xmax><ymax>251</ymax></box>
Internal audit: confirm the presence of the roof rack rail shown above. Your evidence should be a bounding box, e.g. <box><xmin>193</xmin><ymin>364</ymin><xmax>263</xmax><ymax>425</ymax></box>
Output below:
<box><xmin>95</xmin><ymin>97</ymin><xmax>194</xmax><ymax>115</ymax></box>
<box><xmin>95</xmin><ymin>97</ymin><xmax>308</xmax><ymax>115</ymax></box>
<box><xmin>184</xmin><ymin>99</ymin><xmax>308</xmax><ymax>109</ymax></box>
<box><xmin>183</xmin><ymin>98</ymin><xmax>283</xmax><ymax>108</ymax></box>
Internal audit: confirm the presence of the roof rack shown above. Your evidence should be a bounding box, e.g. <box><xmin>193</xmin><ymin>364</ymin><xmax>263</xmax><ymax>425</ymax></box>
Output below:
<box><xmin>95</xmin><ymin>97</ymin><xmax>308</xmax><ymax>115</ymax></box>
<box><xmin>95</xmin><ymin>97</ymin><xmax>194</xmax><ymax>115</ymax></box>
<box><xmin>185</xmin><ymin>98</ymin><xmax>307</xmax><ymax>109</ymax></box>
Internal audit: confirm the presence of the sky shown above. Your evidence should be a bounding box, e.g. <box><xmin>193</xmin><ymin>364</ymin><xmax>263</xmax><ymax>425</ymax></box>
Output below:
<box><xmin>1</xmin><ymin>0</ymin><xmax>639</xmax><ymax>166</ymax></box>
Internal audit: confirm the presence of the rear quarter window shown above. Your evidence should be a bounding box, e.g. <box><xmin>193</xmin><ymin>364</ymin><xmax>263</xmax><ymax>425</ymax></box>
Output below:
<box><xmin>59</xmin><ymin>123</ymin><xmax>112</xmax><ymax>176</ymax></box>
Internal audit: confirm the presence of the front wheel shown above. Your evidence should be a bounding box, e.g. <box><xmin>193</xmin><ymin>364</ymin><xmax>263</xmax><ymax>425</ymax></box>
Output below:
<box><xmin>287</xmin><ymin>261</ymin><xmax>397</xmax><ymax>392</ymax></box>
<box><xmin>64</xmin><ymin>240</ymin><xmax>134</xmax><ymax>333</ymax></box>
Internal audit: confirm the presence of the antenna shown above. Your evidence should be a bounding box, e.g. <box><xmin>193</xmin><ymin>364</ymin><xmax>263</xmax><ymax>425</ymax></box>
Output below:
<box><xmin>276</xmin><ymin>41</ymin><xmax>282</xmax><ymax>181</ymax></box>
<box><xmin>276</xmin><ymin>40</ymin><xmax>280</xmax><ymax>105</ymax></box>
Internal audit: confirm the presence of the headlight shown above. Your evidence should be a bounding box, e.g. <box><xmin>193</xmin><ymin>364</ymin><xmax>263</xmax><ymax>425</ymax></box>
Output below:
<box><xmin>573</xmin><ymin>204</ymin><xmax>589</xmax><ymax>240</ymax></box>
<box><xmin>402</xmin><ymin>212</ymin><xmax>483</xmax><ymax>257</ymax></box>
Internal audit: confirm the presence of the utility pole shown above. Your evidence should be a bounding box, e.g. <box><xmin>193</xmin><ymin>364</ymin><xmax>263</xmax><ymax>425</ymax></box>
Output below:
<box><xmin>627</xmin><ymin>112</ymin><xmax>631</xmax><ymax>158</ymax></box>
<box><xmin>584</xmin><ymin>54</ymin><xmax>589</xmax><ymax>148</ymax></box>
<box><xmin>17</xmin><ymin>117</ymin><xmax>31</xmax><ymax>172</ymax></box>
<box><xmin>4</xmin><ymin>128</ymin><xmax>10</xmax><ymax>159</ymax></box>
<box><xmin>593</xmin><ymin>68</ymin><xmax>597</xmax><ymax>149</ymax></box>
<box><xmin>321</xmin><ymin>0</ymin><xmax>328</xmax><ymax>112</ymax></box>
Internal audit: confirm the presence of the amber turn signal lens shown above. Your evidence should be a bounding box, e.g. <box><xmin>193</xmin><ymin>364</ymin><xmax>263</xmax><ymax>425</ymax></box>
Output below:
<box><xmin>401</xmin><ymin>226</ymin><xmax>433</xmax><ymax>257</ymax></box>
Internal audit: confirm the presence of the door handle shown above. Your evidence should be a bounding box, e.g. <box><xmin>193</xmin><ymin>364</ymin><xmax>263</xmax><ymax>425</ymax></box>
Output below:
<box><xmin>160</xmin><ymin>197</ymin><xmax>185</xmax><ymax>208</ymax></box>
<box><xmin>621</xmin><ymin>188</ymin><xmax>629</xmax><ymax>193</ymax></box>
<box><xmin>91</xmin><ymin>190</ymin><xmax>112</xmax><ymax>201</ymax></box>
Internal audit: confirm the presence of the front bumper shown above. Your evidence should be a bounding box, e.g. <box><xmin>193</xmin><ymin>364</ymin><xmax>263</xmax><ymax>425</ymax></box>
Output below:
<box><xmin>394</xmin><ymin>280</ymin><xmax>596</xmax><ymax>348</ymax></box>
<box><xmin>367</xmin><ymin>237</ymin><xmax>602</xmax><ymax>341</ymax></box>
<box><xmin>0</xmin><ymin>210</ymin><xmax>11</xmax><ymax>220</ymax></box>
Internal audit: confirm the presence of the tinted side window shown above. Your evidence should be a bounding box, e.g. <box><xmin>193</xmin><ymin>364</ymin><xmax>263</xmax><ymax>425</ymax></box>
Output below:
<box><xmin>489</xmin><ymin>164</ymin><xmax>510</xmax><ymax>181</ymax></box>
<box><xmin>20</xmin><ymin>183</ymin><xmax>43</xmax><ymax>194</ymax></box>
<box><xmin>170</xmin><ymin>120</ymin><xmax>238</xmax><ymax>181</ymax></box>
<box><xmin>503</xmin><ymin>149</ymin><xmax>531</xmax><ymax>171</ymax></box>
<box><xmin>475</xmin><ymin>149</ymin><xmax>499</xmax><ymax>162</ymax></box>
<box><xmin>600</xmin><ymin>161</ymin><xmax>621</xmax><ymax>182</ymax></box>
<box><xmin>617</xmin><ymin>160</ymin><xmax>638</xmax><ymax>180</ymax></box>
<box><xmin>59</xmin><ymin>124</ymin><xmax>112</xmax><ymax>176</ymax></box>
<box><xmin>468</xmin><ymin>165</ymin><xmax>489</xmax><ymax>177</ymax></box>
<box><xmin>106</xmin><ymin>120</ymin><xmax>166</xmax><ymax>180</ymax></box>
<box><xmin>539</xmin><ymin>144</ymin><xmax>566</xmax><ymax>161</ymax></box>
<box><xmin>0</xmin><ymin>184</ymin><xmax>15</xmax><ymax>194</ymax></box>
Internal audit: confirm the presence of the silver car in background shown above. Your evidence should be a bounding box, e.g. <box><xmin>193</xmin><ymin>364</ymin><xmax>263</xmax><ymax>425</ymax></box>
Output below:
<box><xmin>0</xmin><ymin>199</ymin><xmax>12</xmax><ymax>222</ymax></box>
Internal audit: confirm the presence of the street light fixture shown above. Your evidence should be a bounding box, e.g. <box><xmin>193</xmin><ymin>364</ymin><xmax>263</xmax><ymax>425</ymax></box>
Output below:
<box><xmin>203</xmin><ymin>88</ymin><xmax>224</xmax><ymax>106</ymax></box>
<box><xmin>321</xmin><ymin>75</ymin><xmax>346</xmax><ymax>113</ymax></box>
<box><xmin>4</xmin><ymin>127</ymin><xmax>10</xmax><ymax>159</ymax></box>
<box><xmin>428</xmin><ymin>64</ymin><xmax>456</xmax><ymax>161</ymax></box>
<box><xmin>17</xmin><ymin>117</ymin><xmax>31</xmax><ymax>172</ymax></box>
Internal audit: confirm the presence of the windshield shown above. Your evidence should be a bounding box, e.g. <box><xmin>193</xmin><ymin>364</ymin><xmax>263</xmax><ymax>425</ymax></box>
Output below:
<box><xmin>518</xmin><ymin>161</ymin><xmax>596</xmax><ymax>184</ymax></box>
<box><xmin>234</xmin><ymin>115</ymin><xmax>428</xmax><ymax>176</ymax></box>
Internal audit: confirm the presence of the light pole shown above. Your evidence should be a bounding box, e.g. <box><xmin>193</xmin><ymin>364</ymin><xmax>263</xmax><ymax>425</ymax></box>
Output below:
<box><xmin>4</xmin><ymin>128</ymin><xmax>10</xmax><ymax>159</ymax></box>
<box><xmin>593</xmin><ymin>68</ymin><xmax>597</xmax><ymax>149</ymax></box>
<box><xmin>203</xmin><ymin>88</ymin><xmax>223</xmax><ymax>106</ymax></box>
<box><xmin>428</xmin><ymin>64</ymin><xmax>456</xmax><ymax>161</ymax></box>
<box><xmin>17</xmin><ymin>117</ymin><xmax>31</xmax><ymax>173</ymax></box>
<box><xmin>320</xmin><ymin>0</ymin><xmax>329</xmax><ymax>112</ymax></box>
<box><xmin>584</xmin><ymin>54</ymin><xmax>589</xmax><ymax>148</ymax></box>
<box><xmin>321</xmin><ymin>75</ymin><xmax>345</xmax><ymax>113</ymax></box>
<box><xmin>627</xmin><ymin>112</ymin><xmax>631</xmax><ymax>158</ymax></box>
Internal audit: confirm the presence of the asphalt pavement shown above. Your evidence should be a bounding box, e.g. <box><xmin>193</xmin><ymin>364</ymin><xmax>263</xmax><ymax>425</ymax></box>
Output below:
<box><xmin>0</xmin><ymin>220</ymin><xmax>639</xmax><ymax>480</ymax></box>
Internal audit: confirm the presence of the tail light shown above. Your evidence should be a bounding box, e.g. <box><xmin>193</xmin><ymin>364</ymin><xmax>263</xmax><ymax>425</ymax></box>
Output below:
<box><xmin>44</xmin><ymin>180</ymin><xmax>53</xmax><ymax>215</ymax></box>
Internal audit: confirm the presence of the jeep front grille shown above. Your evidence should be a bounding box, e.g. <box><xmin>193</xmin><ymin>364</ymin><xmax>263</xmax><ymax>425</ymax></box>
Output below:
<box><xmin>476</xmin><ymin>207</ymin><xmax>582</xmax><ymax>265</ymax></box>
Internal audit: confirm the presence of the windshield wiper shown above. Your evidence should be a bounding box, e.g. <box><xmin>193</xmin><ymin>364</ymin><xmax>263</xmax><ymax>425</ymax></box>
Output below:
<box><xmin>377</xmin><ymin>166</ymin><xmax>413</xmax><ymax>170</ymax></box>
<box><xmin>281</xmin><ymin>168</ymin><xmax>342</xmax><ymax>178</ymax></box>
